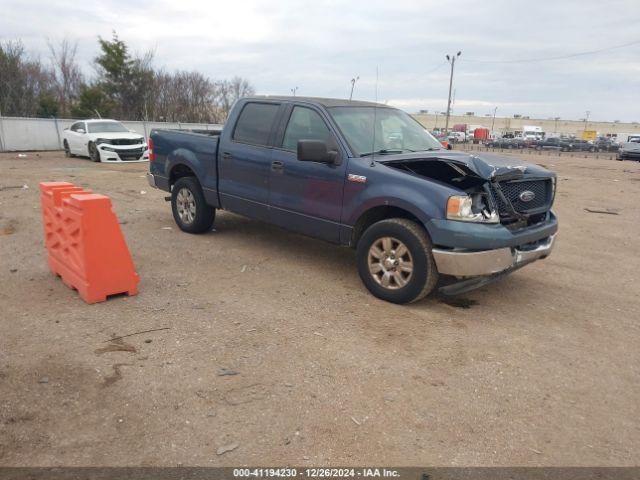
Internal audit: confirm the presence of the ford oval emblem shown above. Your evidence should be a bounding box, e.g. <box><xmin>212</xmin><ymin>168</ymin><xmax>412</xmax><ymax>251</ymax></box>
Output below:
<box><xmin>519</xmin><ymin>190</ymin><xmax>536</xmax><ymax>202</ymax></box>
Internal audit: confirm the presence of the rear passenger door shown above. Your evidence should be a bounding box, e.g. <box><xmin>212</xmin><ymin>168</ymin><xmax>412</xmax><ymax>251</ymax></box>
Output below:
<box><xmin>68</xmin><ymin>122</ymin><xmax>85</xmax><ymax>154</ymax></box>
<box><xmin>218</xmin><ymin>102</ymin><xmax>281</xmax><ymax>222</ymax></box>
<box><xmin>268</xmin><ymin>104</ymin><xmax>347</xmax><ymax>243</ymax></box>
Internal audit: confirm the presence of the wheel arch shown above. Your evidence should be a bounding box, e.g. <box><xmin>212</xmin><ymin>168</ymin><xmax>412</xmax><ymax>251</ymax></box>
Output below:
<box><xmin>350</xmin><ymin>205</ymin><xmax>427</xmax><ymax>247</ymax></box>
<box><xmin>169</xmin><ymin>163</ymin><xmax>197</xmax><ymax>187</ymax></box>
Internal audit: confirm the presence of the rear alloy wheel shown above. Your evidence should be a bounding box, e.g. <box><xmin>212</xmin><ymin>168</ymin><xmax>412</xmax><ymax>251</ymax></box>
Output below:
<box><xmin>63</xmin><ymin>140</ymin><xmax>74</xmax><ymax>158</ymax></box>
<box><xmin>357</xmin><ymin>218</ymin><xmax>438</xmax><ymax>304</ymax></box>
<box><xmin>88</xmin><ymin>142</ymin><xmax>101</xmax><ymax>162</ymax></box>
<box><xmin>171</xmin><ymin>177</ymin><xmax>215</xmax><ymax>233</ymax></box>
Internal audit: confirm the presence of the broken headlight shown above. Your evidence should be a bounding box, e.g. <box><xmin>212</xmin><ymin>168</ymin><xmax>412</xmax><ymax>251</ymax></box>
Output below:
<box><xmin>446</xmin><ymin>193</ymin><xmax>499</xmax><ymax>223</ymax></box>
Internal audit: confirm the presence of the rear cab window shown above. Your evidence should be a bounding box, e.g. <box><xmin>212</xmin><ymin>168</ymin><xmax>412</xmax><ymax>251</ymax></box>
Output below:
<box><xmin>232</xmin><ymin>102</ymin><xmax>280</xmax><ymax>146</ymax></box>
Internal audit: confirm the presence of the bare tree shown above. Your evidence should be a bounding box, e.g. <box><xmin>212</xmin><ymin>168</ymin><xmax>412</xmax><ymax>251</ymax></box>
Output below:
<box><xmin>48</xmin><ymin>38</ymin><xmax>83</xmax><ymax>117</ymax></box>
<box><xmin>0</xmin><ymin>40</ymin><xmax>55</xmax><ymax>117</ymax></box>
<box><xmin>214</xmin><ymin>76</ymin><xmax>255</xmax><ymax>121</ymax></box>
<box><xmin>1</xmin><ymin>34</ymin><xmax>256</xmax><ymax>122</ymax></box>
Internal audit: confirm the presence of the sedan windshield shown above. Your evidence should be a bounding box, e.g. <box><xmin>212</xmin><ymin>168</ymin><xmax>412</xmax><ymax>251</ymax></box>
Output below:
<box><xmin>328</xmin><ymin>106</ymin><xmax>443</xmax><ymax>156</ymax></box>
<box><xmin>87</xmin><ymin>122</ymin><xmax>129</xmax><ymax>133</ymax></box>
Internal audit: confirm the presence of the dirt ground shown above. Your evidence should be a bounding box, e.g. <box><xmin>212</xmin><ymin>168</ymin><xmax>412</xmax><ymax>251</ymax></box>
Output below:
<box><xmin>1</xmin><ymin>150</ymin><xmax>639</xmax><ymax>467</ymax></box>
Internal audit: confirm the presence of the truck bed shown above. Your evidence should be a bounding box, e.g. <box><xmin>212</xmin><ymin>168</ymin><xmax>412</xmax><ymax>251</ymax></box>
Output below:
<box><xmin>149</xmin><ymin>128</ymin><xmax>221</xmax><ymax>206</ymax></box>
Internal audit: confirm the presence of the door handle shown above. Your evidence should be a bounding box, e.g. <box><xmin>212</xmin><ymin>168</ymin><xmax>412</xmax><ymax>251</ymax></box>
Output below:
<box><xmin>222</xmin><ymin>152</ymin><xmax>233</xmax><ymax>160</ymax></box>
<box><xmin>271</xmin><ymin>160</ymin><xmax>284</xmax><ymax>172</ymax></box>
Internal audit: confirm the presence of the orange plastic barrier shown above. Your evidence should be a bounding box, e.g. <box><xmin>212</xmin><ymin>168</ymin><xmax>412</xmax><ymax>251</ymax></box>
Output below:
<box><xmin>39</xmin><ymin>182</ymin><xmax>139</xmax><ymax>303</ymax></box>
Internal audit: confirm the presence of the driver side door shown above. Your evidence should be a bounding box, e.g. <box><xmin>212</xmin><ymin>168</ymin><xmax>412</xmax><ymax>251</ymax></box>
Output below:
<box><xmin>268</xmin><ymin>105</ymin><xmax>347</xmax><ymax>243</ymax></box>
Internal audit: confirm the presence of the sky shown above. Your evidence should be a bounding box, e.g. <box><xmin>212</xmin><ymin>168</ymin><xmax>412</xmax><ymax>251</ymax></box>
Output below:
<box><xmin>1</xmin><ymin>0</ymin><xmax>639</xmax><ymax>122</ymax></box>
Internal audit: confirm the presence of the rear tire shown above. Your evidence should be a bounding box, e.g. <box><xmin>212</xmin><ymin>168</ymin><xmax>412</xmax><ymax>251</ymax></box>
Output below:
<box><xmin>63</xmin><ymin>140</ymin><xmax>74</xmax><ymax>158</ymax></box>
<box><xmin>171</xmin><ymin>177</ymin><xmax>215</xmax><ymax>233</ymax></box>
<box><xmin>356</xmin><ymin>218</ymin><xmax>438</xmax><ymax>304</ymax></box>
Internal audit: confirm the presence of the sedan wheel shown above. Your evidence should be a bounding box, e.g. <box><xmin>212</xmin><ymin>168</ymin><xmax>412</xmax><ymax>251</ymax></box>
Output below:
<box><xmin>63</xmin><ymin>140</ymin><xmax>73</xmax><ymax>158</ymax></box>
<box><xmin>88</xmin><ymin>142</ymin><xmax>101</xmax><ymax>162</ymax></box>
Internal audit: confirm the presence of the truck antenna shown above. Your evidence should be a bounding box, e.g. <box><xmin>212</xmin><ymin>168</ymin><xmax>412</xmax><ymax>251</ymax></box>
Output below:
<box><xmin>370</xmin><ymin>66</ymin><xmax>379</xmax><ymax>167</ymax></box>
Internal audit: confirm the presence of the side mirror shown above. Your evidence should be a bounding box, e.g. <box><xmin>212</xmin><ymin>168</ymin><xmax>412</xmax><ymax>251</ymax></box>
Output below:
<box><xmin>297</xmin><ymin>140</ymin><xmax>337</xmax><ymax>164</ymax></box>
<box><xmin>77</xmin><ymin>128</ymin><xmax>85</xmax><ymax>134</ymax></box>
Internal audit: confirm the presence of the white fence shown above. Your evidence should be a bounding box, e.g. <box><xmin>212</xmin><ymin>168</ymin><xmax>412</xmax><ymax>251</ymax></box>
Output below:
<box><xmin>0</xmin><ymin>116</ymin><xmax>223</xmax><ymax>152</ymax></box>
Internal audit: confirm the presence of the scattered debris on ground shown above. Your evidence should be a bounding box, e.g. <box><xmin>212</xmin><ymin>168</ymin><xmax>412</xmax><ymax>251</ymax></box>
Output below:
<box><xmin>216</xmin><ymin>442</ymin><xmax>239</xmax><ymax>455</ymax></box>
<box><xmin>584</xmin><ymin>208</ymin><xmax>620</xmax><ymax>215</ymax></box>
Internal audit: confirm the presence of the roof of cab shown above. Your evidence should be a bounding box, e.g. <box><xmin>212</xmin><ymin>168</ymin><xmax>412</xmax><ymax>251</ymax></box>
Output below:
<box><xmin>247</xmin><ymin>96</ymin><xmax>390</xmax><ymax>108</ymax></box>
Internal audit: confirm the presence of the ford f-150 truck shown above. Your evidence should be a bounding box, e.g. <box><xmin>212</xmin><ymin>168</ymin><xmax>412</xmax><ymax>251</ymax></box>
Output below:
<box><xmin>147</xmin><ymin>96</ymin><xmax>558</xmax><ymax>304</ymax></box>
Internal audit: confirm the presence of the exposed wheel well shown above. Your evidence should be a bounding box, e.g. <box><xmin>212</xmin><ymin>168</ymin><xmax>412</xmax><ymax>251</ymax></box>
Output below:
<box><xmin>170</xmin><ymin>164</ymin><xmax>196</xmax><ymax>187</ymax></box>
<box><xmin>351</xmin><ymin>206</ymin><xmax>424</xmax><ymax>247</ymax></box>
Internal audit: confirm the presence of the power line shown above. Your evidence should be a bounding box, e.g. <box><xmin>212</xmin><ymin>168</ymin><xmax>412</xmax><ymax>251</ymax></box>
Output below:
<box><xmin>465</xmin><ymin>39</ymin><xmax>640</xmax><ymax>64</ymax></box>
<box><xmin>424</xmin><ymin>61</ymin><xmax>448</xmax><ymax>75</ymax></box>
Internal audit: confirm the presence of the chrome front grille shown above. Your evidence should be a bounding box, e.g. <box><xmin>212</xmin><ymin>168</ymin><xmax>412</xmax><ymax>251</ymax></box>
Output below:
<box><xmin>491</xmin><ymin>178</ymin><xmax>553</xmax><ymax>216</ymax></box>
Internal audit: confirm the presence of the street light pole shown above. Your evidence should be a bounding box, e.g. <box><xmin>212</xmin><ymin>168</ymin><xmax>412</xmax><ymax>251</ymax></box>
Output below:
<box><xmin>444</xmin><ymin>51</ymin><xmax>461</xmax><ymax>134</ymax></box>
<box><xmin>349</xmin><ymin>76</ymin><xmax>359</xmax><ymax>101</ymax></box>
<box><xmin>491</xmin><ymin>106</ymin><xmax>498</xmax><ymax>132</ymax></box>
<box><xmin>584</xmin><ymin>110</ymin><xmax>590</xmax><ymax>132</ymax></box>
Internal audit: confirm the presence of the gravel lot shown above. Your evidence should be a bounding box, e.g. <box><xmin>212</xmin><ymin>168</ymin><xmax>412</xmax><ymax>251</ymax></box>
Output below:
<box><xmin>1</xmin><ymin>150</ymin><xmax>639</xmax><ymax>466</ymax></box>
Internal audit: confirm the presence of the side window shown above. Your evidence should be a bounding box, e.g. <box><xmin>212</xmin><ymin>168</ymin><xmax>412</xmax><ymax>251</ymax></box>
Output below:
<box><xmin>70</xmin><ymin>122</ymin><xmax>82</xmax><ymax>132</ymax></box>
<box><xmin>282</xmin><ymin>106</ymin><xmax>332</xmax><ymax>151</ymax></box>
<box><xmin>232</xmin><ymin>103</ymin><xmax>280</xmax><ymax>146</ymax></box>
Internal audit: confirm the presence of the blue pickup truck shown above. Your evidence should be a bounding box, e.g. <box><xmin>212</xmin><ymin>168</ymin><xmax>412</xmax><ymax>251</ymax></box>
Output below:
<box><xmin>147</xmin><ymin>96</ymin><xmax>558</xmax><ymax>303</ymax></box>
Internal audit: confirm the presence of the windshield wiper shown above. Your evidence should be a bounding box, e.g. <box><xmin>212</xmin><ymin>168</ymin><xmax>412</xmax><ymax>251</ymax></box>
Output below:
<box><xmin>360</xmin><ymin>149</ymin><xmax>406</xmax><ymax>157</ymax></box>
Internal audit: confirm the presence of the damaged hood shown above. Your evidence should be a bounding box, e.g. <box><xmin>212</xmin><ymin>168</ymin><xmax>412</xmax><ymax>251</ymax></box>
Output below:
<box><xmin>376</xmin><ymin>150</ymin><xmax>553</xmax><ymax>180</ymax></box>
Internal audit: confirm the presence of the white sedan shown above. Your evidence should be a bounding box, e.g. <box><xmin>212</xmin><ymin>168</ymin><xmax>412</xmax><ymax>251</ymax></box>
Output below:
<box><xmin>63</xmin><ymin>119</ymin><xmax>149</xmax><ymax>162</ymax></box>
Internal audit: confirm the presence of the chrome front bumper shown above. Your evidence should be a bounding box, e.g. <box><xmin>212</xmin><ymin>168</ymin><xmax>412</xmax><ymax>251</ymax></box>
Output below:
<box><xmin>432</xmin><ymin>234</ymin><xmax>556</xmax><ymax>277</ymax></box>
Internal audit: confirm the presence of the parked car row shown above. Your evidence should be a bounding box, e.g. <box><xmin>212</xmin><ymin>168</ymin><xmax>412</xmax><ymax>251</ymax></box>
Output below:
<box><xmin>486</xmin><ymin>138</ymin><xmax>526</xmax><ymax>149</ymax></box>
<box><xmin>486</xmin><ymin>135</ymin><xmax>632</xmax><ymax>154</ymax></box>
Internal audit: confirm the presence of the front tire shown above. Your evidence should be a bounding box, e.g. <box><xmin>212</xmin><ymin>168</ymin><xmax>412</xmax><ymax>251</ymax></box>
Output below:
<box><xmin>88</xmin><ymin>142</ymin><xmax>101</xmax><ymax>162</ymax></box>
<box><xmin>356</xmin><ymin>218</ymin><xmax>439</xmax><ymax>304</ymax></box>
<box><xmin>171</xmin><ymin>177</ymin><xmax>215</xmax><ymax>233</ymax></box>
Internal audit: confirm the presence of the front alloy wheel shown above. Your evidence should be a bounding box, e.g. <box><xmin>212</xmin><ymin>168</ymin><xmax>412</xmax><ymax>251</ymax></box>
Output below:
<box><xmin>357</xmin><ymin>218</ymin><xmax>438</xmax><ymax>304</ymax></box>
<box><xmin>368</xmin><ymin>237</ymin><xmax>413</xmax><ymax>289</ymax></box>
<box><xmin>88</xmin><ymin>142</ymin><xmax>101</xmax><ymax>162</ymax></box>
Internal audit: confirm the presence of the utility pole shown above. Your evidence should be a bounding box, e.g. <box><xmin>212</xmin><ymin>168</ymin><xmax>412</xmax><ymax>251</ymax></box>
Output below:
<box><xmin>491</xmin><ymin>106</ymin><xmax>498</xmax><ymax>132</ymax></box>
<box><xmin>554</xmin><ymin>116</ymin><xmax>560</xmax><ymax>135</ymax></box>
<box><xmin>444</xmin><ymin>51</ymin><xmax>461</xmax><ymax>134</ymax></box>
<box><xmin>291</xmin><ymin>87</ymin><xmax>298</xmax><ymax>96</ymax></box>
<box><xmin>349</xmin><ymin>76</ymin><xmax>359</xmax><ymax>101</ymax></box>
<box><xmin>584</xmin><ymin>110</ymin><xmax>590</xmax><ymax>132</ymax></box>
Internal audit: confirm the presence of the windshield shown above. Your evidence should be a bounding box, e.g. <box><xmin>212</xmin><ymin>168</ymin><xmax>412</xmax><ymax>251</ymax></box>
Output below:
<box><xmin>87</xmin><ymin>122</ymin><xmax>129</xmax><ymax>133</ymax></box>
<box><xmin>328</xmin><ymin>106</ymin><xmax>443</xmax><ymax>156</ymax></box>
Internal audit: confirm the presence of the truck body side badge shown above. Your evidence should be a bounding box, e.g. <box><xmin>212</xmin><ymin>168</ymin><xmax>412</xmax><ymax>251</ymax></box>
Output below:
<box><xmin>348</xmin><ymin>174</ymin><xmax>367</xmax><ymax>184</ymax></box>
